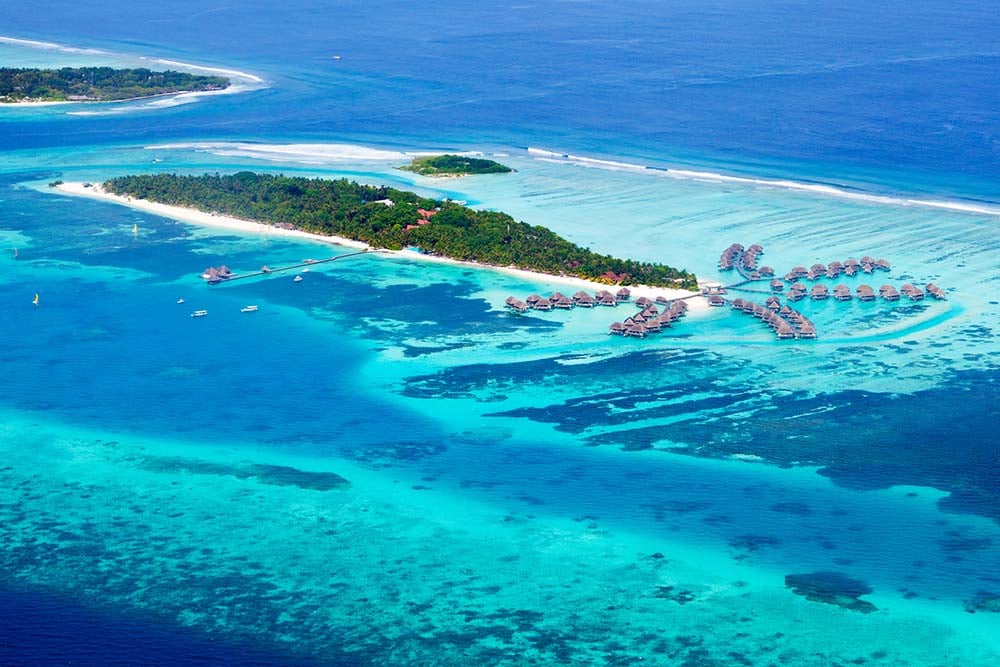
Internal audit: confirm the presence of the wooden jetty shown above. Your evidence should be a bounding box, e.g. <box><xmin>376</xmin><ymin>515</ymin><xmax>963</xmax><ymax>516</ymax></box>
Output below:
<box><xmin>202</xmin><ymin>250</ymin><xmax>374</xmax><ymax>285</ymax></box>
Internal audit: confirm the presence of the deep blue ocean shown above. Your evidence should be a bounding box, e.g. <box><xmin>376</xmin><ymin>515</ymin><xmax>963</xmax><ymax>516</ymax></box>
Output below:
<box><xmin>1</xmin><ymin>1</ymin><xmax>999</xmax><ymax>665</ymax></box>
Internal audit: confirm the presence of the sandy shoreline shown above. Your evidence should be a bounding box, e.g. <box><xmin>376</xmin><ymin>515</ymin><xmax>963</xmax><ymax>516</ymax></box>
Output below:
<box><xmin>54</xmin><ymin>182</ymin><xmax>706</xmax><ymax>312</ymax></box>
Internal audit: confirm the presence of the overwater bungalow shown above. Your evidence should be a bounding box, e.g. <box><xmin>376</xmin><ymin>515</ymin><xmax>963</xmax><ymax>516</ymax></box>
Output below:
<box><xmin>616</xmin><ymin>287</ymin><xmax>632</xmax><ymax>301</ymax></box>
<box><xmin>576</xmin><ymin>293</ymin><xmax>596</xmax><ymax>308</ymax></box>
<box><xmin>533</xmin><ymin>297</ymin><xmax>553</xmax><ymax>311</ymax></box>
<box><xmin>875</xmin><ymin>258</ymin><xmax>891</xmax><ymax>271</ymax></box>
<box><xmin>789</xmin><ymin>266</ymin><xmax>808</xmax><ymax>278</ymax></box>
<box><xmin>901</xmin><ymin>283</ymin><xmax>924</xmax><ymax>301</ymax></box>
<box><xmin>643</xmin><ymin>305</ymin><xmax>659</xmax><ymax>316</ymax></box>
<box><xmin>861</xmin><ymin>262</ymin><xmax>875</xmax><ymax>274</ymax></box>
<box><xmin>572</xmin><ymin>290</ymin><xmax>590</xmax><ymax>302</ymax></box>
<box><xmin>655</xmin><ymin>295</ymin><xmax>670</xmax><ymax>305</ymax></box>
<box><xmin>790</xmin><ymin>282</ymin><xmax>807</xmax><ymax>293</ymax></box>
<box><xmin>549</xmin><ymin>291</ymin><xmax>567</xmax><ymax>303</ymax></box>
<box><xmin>708</xmin><ymin>295</ymin><xmax>726</xmax><ymax>307</ymax></box>
<box><xmin>810</xmin><ymin>263</ymin><xmax>826</xmax><ymax>274</ymax></box>
<box><xmin>926</xmin><ymin>283</ymin><xmax>947</xmax><ymax>300</ymax></box>
<box><xmin>879</xmin><ymin>285</ymin><xmax>900</xmax><ymax>301</ymax></box>
<box><xmin>833</xmin><ymin>284</ymin><xmax>852</xmax><ymax>301</ymax></box>
<box><xmin>844</xmin><ymin>264</ymin><xmax>859</xmax><ymax>277</ymax></box>
<box><xmin>624</xmin><ymin>323</ymin><xmax>648</xmax><ymax>338</ymax></box>
<box><xmin>748</xmin><ymin>244</ymin><xmax>763</xmax><ymax>253</ymax></box>
<box><xmin>505</xmin><ymin>296</ymin><xmax>517</xmax><ymax>306</ymax></box>
<box><xmin>861</xmin><ymin>255</ymin><xmax>875</xmax><ymax>264</ymax></box>
<box><xmin>729</xmin><ymin>243</ymin><xmax>745</xmax><ymax>252</ymax></box>
<box><xmin>856</xmin><ymin>284</ymin><xmax>876</xmax><ymax>301</ymax></box>
<box><xmin>597</xmin><ymin>294</ymin><xmax>617</xmax><ymax>307</ymax></box>
<box><xmin>769</xmin><ymin>279</ymin><xmax>784</xmax><ymax>292</ymax></box>
<box><xmin>797</xmin><ymin>324</ymin><xmax>818</xmax><ymax>339</ymax></box>
<box><xmin>553</xmin><ymin>296</ymin><xmax>574</xmax><ymax>309</ymax></box>
<box><xmin>742</xmin><ymin>301</ymin><xmax>756</xmax><ymax>314</ymax></box>
<box><xmin>779</xmin><ymin>305</ymin><xmax>793</xmax><ymax>316</ymax></box>
<box><xmin>775</xmin><ymin>323</ymin><xmax>797</xmax><ymax>339</ymax></box>
<box><xmin>730</xmin><ymin>298</ymin><xmax>746</xmax><ymax>310</ymax></box>
<box><xmin>509</xmin><ymin>300</ymin><xmax>529</xmax><ymax>313</ymax></box>
<box><xmin>632</xmin><ymin>311</ymin><xmax>648</xmax><ymax>323</ymax></box>
<box><xmin>809</xmin><ymin>285</ymin><xmax>830</xmax><ymax>301</ymax></box>
<box><xmin>765</xmin><ymin>295</ymin><xmax>780</xmax><ymax>305</ymax></box>
<box><xmin>526</xmin><ymin>294</ymin><xmax>542</xmax><ymax>306</ymax></box>
<box><xmin>767</xmin><ymin>301</ymin><xmax>781</xmax><ymax>312</ymax></box>
<box><xmin>645</xmin><ymin>318</ymin><xmax>663</xmax><ymax>332</ymax></box>
<box><xmin>787</xmin><ymin>290</ymin><xmax>804</xmax><ymax>302</ymax></box>
<box><xmin>608</xmin><ymin>322</ymin><xmax>625</xmax><ymax>335</ymax></box>
<box><xmin>635</xmin><ymin>296</ymin><xmax>654</xmax><ymax>307</ymax></box>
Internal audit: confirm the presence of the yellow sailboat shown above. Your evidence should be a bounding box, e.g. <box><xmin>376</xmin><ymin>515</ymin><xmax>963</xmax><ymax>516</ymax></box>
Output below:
<box><xmin>33</xmin><ymin>293</ymin><xmax>39</xmax><ymax>307</ymax></box>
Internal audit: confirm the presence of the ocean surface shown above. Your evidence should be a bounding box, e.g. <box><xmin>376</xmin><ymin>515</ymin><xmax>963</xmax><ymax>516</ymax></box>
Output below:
<box><xmin>1</xmin><ymin>1</ymin><xmax>998</xmax><ymax>665</ymax></box>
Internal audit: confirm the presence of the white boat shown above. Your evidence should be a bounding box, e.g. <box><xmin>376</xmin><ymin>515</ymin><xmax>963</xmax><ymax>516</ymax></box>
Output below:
<box><xmin>241</xmin><ymin>305</ymin><xmax>259</xmax><ymax>313</ymax></box>
<box><xmin>301</xmin><ymin>268</ymin><xmax>310</xmax><ymax>273</ymax></box>
<box><xmin>177</xmin><ymin>298</ymin><xmax>185</xmax><ymax>304</ymax></box>
<box><xmin>191</xmin><ymin>309</ymin><xmax>208</xmax><ymax>318</ymax></box>
<box><xmin>293</xmin><ymin>275</ymin><xmax>303</xmax><ymax>283</ymax></box>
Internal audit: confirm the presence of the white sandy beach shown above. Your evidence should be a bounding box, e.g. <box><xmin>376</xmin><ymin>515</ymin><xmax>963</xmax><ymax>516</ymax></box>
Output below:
<box><xmin>55</xmin><ymin>181</ymin><xmax>706</xmax><ymax>312</ymax></box>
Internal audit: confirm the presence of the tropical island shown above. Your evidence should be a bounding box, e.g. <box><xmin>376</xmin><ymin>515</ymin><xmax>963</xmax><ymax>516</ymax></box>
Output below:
<box><xmin>0</xmin><ymin>67</ymin><xmax>230</xmax><ymax>103</ymax></box>
<box><xmin>400</xmin><ymin>154</ymin><xmax>513</xmax><ymax>177</ymax></box>
<box><xmin>102</xmin><ymin>172</ymin><xmax>695</xmax><ymax>288</ymax></box>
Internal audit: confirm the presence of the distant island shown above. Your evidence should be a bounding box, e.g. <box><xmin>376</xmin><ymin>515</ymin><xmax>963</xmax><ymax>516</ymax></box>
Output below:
<box><xmin>0</xmin><ymin>67</ymin><xmax>230</xmax><ymax>103</ymax></box>
<box><xmin>103</xmin><ymin>172</ymin><xmax>695</xmax><ymax>289</ymax></box>
<box><xmin>400</xmin><ymin>154</ymin><xmax>513</xmax><ymax>177</ymax></box>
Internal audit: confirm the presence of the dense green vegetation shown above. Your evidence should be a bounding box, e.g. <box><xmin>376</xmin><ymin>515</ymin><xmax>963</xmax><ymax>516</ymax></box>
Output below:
<box><xmin>103</xmin><ymin>172</ymin><xmax>696</xmax><ymax>288</ymax></box>
<box><xmin>0</xmin><ymin>67</ymin><xmax>229</xmax><ymax>102</ymax></box>
<box><xmin>400</xmin><ymin>154</ymin><xmax>513</xmax><ymax>176</ymax></box>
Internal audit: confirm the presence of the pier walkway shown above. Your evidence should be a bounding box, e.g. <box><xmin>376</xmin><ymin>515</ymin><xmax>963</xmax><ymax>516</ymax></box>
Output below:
<box><xmin>207</xmin><ymin>249</ymin><xmax>375</xmax><ymax>284</ymax></box>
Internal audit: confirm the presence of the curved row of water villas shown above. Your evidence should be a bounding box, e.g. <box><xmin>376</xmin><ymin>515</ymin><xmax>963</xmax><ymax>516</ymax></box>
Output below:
<box><xmin>609</xmin><ymin>300</ymin><xmax>689</xmax><ymax>338</ymax></box>
<box><xmin>730</xmin><ymin>297</ymin><xmax>816</xmax><ymax>339</ymax></box>
<box><xmin>505</xmin><ymin>287</ymin><xmax>635</xmax><ymax>314</ymax></box>
<box><xmin>783</xmin><ymin>256</ymin><xmax>889</xmax><ymax>281</ymax></box>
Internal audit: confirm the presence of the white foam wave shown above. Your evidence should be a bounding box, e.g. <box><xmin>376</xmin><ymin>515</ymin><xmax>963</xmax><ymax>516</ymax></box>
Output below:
<box><xmin>138</xmin><ymin>56</ymin><xmax>264</xmax><ymax>84</ymax></box>
<box><xmin>0</xmin><ymin>36</ymin><xmax>106</xmax><ymax>55</ymax></box>
<box><xmin>145</xmin><ymin>142</ymin><xmax>417</xmax><ymax>163</ymax></box>
<box><xmin>528</xmin><ymin>147</ymin><xmax>1000</xmax><ymax>217</ymax></box>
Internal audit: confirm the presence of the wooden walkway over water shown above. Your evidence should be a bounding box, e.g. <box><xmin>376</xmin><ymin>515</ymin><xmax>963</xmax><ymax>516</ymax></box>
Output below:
<box><xmin>207</xmin><ymin>249</ymin><xmax>375</xmax><ymax>284</ymax></box>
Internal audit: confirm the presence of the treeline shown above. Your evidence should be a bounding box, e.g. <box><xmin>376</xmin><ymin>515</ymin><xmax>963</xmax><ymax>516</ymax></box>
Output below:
<box><xmin>0</xmin><ymin>67</ymin><xmax>229</xmax><ymax>102</ymax></box>
<box><xmin>401</xmin><ymin>154</ymin><xmax>513</xmax><ymax>176</ymax></box>
<box><xmin>103</xmin><ymin>172</ymin><xmax>696</xmax><ymax>288</ymax></box>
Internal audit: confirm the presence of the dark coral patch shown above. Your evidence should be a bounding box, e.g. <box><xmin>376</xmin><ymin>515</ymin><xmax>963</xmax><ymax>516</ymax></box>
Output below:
<box><xmin>785</xmin><ymin>571</ymin><xmax>877</xmax><ymax>613</ymax></box>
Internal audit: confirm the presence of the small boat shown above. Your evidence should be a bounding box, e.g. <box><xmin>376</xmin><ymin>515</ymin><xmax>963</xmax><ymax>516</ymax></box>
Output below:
<box><xmin>301</xmin><ymin>268</ymin><xmax>310</xmax><ymax>273</ymax></box>
<box><xmin>132</xmin><ymin>223</ymin><xmax>138</xmax><ymax>235</ymax></box>
<box><xmin>241</xmin><ymin>305</ymin><xmax>259</xmax><ymax>313</ymax></box>
<box><xmin>293</xmin><ymin>275</ymin><xmax>303</xmax><ymax>283</ymax></box>
<box><xmin>177</xmin><ymin>298</ymin><xmax>185</xmax><ymax>304</ymax></box>
<box><xmin>33</xmin><ymin>293</ymin><xmax>39</xmax><ymax>307</ymax></box>
<box><xmin>191</xmin><ymin>309</ymin><xmax>208</xmax><ymax>318</ymax></box>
